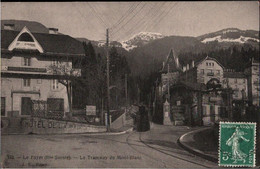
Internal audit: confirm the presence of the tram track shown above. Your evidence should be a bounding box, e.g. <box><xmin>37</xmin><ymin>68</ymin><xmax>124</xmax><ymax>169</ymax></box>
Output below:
<box><xmin>138</xmin><ymin>131</ymin><xmax>213</xmax><ymax>168</ymax></box>
<box><xmin>126</xmin><ymin>131</ymin><xmax>168</xmax><ymax>168</ymax></box>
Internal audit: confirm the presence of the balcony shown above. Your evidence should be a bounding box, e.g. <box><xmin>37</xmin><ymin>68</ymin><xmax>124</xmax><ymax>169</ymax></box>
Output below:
<box><xmin>7</xmin><ymin>66</ymin><xmax>47</xmax><ymax>73</ymax></box>
<box><xmin>72</xmin><ymin>69</ymin><xmax>81</xmax><ymax>77</ymax></box>
<box><xmin>207</xmin><ymin>72</ymin><xmax>214</xmax><ymax>76</ymax></box>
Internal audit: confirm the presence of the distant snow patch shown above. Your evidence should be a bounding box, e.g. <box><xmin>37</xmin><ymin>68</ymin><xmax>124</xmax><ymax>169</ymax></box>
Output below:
<box><xmin>201</xmin><ymin>36</ymin><xmax>259</xmax><ymax>44</ymax></box>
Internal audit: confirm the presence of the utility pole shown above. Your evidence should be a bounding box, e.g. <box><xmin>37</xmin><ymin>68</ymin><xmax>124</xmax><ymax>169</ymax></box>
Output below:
<box><xmin>106</xmin><ymin>28</ymin><xmax>110</xmax><ymax>132</ymax></box>
<box><xmin>167</xmin><ymin>64</ymin><xmax>170</xmax><ymax>100</ymax></box>
<box><xmin>125</xmin><ymin>73</ymin><xmax>128</xmax><ymax>106</ymax></box>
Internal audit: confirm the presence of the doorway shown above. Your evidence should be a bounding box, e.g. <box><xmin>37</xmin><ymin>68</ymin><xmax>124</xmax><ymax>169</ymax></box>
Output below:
<box><xmin>21</xmin><ymin>97</ymin><xmax>32</xmax><ymax>115</ymax></box>
<box><xmin>210</xmin><ymin>105</ymin><xmax>215</xmax><ymax>123</ymax></box>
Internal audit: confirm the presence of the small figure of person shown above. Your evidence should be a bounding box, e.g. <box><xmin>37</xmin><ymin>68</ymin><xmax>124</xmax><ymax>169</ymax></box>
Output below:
<box><xmin>226</xmin><ymin>127</ymin><xmax>249</xmax><ymax>161</ymax></box>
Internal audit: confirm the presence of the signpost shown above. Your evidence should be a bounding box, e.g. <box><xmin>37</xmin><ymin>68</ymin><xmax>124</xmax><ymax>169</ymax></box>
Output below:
<box><xmin>86</xmin><ymin>105</ymin><xmax>96</xmax><ymax>116</ymax></box>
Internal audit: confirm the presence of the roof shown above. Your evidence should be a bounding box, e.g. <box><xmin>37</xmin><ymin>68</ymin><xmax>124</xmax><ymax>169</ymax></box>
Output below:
<box><xmin>1</xmin><ymin>30</ymin><xmax>85</xmax><ymax>56</ymax></box>
<box><xmin>161</xmin><ymin>49</ymin><xmax>182</xmax><ymax>72</ymax></box>
<box><xmin>223</xmin><ymin>71</ymin><xmax>246</xmax><ymax>78</ymax></box>
<box><xmin>168</xmin><ymin>80</ymin><xmax>207</xmax><ymax>92</ymax></box>
<box><xmin>195</xmin><ymin>56</ymin><xmax>225</xmax><ymax>68</ymax></box>
<box><xmin>1</xmin><ymin>20</ymin><xmax>49</xmax><ymax>33</ymax></box>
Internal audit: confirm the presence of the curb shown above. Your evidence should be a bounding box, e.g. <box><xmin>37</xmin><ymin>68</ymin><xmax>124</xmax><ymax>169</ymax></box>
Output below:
<box><xmin>177</xmin><ymin>127</ymin><xmax>218</xmax><ymax>163</ymax></box>
<box><xmin>1</xmin><ymin>127</ymin><xmax>134</xmax><ymax>136</ymax></box>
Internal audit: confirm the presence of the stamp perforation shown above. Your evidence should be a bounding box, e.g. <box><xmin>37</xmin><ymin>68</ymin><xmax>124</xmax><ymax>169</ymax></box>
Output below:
<box><xmin>218</xmin><ymin>121</ymin><xmax>257</xmax><ymax>167</ymax></box>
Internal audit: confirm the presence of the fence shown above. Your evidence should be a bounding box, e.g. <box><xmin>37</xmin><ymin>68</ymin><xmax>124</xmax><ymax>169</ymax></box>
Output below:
<box><xmin>31</xmin><ymin>100</ymin><xmax>63</xmax><ymax>120</ymax></box>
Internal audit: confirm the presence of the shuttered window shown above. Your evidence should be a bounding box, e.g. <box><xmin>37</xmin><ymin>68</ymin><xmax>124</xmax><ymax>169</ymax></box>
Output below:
<box><xmin>47</xmin><ymin>98</ymin><xmax>64</xmax><ymax>112</ymax></box>
<box><xmin>1</xmin><ymin>97</ymin><xmax>6</xmax><ymax>116</ymax></box>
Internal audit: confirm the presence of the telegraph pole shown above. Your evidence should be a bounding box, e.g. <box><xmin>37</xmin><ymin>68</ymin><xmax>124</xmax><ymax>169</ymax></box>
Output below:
<box><xmin>167</xmin><ymin>64</ymin><xmax>170</xmax><ymax>100</ymax></box>
<box><xmin>125</xmin><ymin>73</ymin><xmax>128</xmax><ymax>106</ymax></box>
<box><xmin>106</xmin><ymin>28</ymin><xmax>110</xmax><ymax>132</ymax></box>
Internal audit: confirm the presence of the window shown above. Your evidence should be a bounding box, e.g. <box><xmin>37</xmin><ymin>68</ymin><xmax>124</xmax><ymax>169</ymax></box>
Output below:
<box><xmin>23</xmin><ymin>79</ymin><xmax>30</xmax><ymax>87</ymax></box>
<box><xmin>37</xmin><ymin>79</ymin><xmax>42</xmax><ymax>84</ymax></box>
<box><xmin>219</xmin><ymin>107</ymin><xmax>228</xmax><ymax>118</ymax></box>
<box><xmin>216</xmin><ymin>70</ymin><xmax>220</xmax><ymax>75</ymax></box>
<box><xmin>47</xmin><ymin>98</ymin><xmax>64</xmax><ymax>112</ymax></box>
<box><xmin>212</xmin><ymin>63</ymin><xmax>214</xmax><ymax>66</ymax></box>
<box><xmin>52</xmin><ymin>79</ymin><xmax>59</xmax><ymax>90</ymax></box>
<box><xmin>52</xmin><ymin>60</ymin><xmax>60</xmax><ymax>66</ymax></box>
<box><xmin>18</xmin><ymin>33</ymin><xmax>34</xmax><ymax>42</ymax></box>
<box><xmin>206</xmin><ymin>62</ymin><xmax>208</xmax><ymax>66</ymax></box>
<box><xmin>234</xmin><ymin>78</ymin><xmax>237</xmax><ymax>83</ymax></box>
<box><xmin>4</xmin><ymin>24</ymin><xmax>14</xmax><ymax>30</ymax></box>
<box><xmin>200</xmin><ymin>77</ymin><xmax>205</xmax><ymax>83</ymax></box>
<box><xmin>1</xmin><ymin>97</ymin><xmax>6</xmax><ymax>116</ymax></box>
<box><xmin>201</xmin><ymin>69</ymin><xmax>204</xmax><ymax>74</ymax></box>
<box><xmin>209</xmin><ymin>63</ymin><xmax>211</xmax><ymax>66</ymax></box>
<box><xmin>23</xmin><ymin>57</ymin><xmax>31</xmax><ymax>66</ymax></box>
<box><xmin>202</xmin><ymin>106</ymin><xmax>206</xmax><ymax>116</ymax></box>
<box><xmin>234</xmin><ymin>91</ymin><xmax>238</xmax><ymax>97</ymax></box>
<box><xmin>243</xmin><ymin>79</ymin><xmax>246</xmax><ymax>83</ymax></box>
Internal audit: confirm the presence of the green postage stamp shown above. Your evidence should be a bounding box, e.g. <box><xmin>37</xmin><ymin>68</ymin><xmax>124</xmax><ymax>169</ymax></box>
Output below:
<box><xmin>219</xmin><ymin>122</ymin><xmax>256</xmax><ymax>167</ymax></box>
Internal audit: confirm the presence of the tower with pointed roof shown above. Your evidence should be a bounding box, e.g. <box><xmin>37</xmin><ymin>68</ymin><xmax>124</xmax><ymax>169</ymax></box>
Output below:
<box><xmin>160</xmin><ymin>49</ymin><xmax>182</xmax><ymax>96</ymax></box>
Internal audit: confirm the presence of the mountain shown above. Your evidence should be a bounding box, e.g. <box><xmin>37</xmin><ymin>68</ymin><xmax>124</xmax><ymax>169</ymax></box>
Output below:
<box><xmin>125</xmin><ymin>28</ymin><xmax>259</xmax><ymax>77</ymax></box>
<box><xmin>76</xmin><ymin>28</ymin><xmax>259</xmax><ymax>77</ymax></box>
<box><xmin>76</xmin><ymin>38</ymin><xmax>123</xmax><ymax>48</ymax></box>
<box><xmin>121</xmin><ymin>32</ymin><xmax>165</xmax><ymax>51</ymax></box>
<box><xmin>126</xmin><ymin>35</ymin><xmax>201</xmax><ymax>76</ymax></box>
<box><xmin>197</xmin><ymin>28</ymin><xmax>259</xmax><ymax>45</ymax></box>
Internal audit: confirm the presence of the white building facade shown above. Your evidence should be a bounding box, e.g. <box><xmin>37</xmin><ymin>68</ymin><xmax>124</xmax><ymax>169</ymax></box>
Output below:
<box><xmin>1</xmin><ymin>25</ymin><xmax>84</xmax><ymax>118</ymax></box>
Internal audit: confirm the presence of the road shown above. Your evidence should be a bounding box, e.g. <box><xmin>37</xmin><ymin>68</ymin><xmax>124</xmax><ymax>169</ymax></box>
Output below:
<box><xmin>1</xmin><ymin>123</ymin><xmax>217</xmax><ymax>168</ymax></box>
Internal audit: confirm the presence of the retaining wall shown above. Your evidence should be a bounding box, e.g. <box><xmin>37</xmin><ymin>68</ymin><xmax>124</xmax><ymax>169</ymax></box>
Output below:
<box><xmin>1</xmin><ymin>117</ymin><xmax>106</xmax><ymax>134</ymax></box>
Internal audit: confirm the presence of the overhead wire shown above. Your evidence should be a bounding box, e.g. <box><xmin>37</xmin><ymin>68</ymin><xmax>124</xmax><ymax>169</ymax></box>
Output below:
<box><xmin>91</xmin><ymin>3</ymin><xmax>117</xmax><ymax>28</ymax></box>
<box><xmin>86</xmin><ymin>2</ymin><xmax>110</xmax><ymax>28</ymax></box>
<box><xmin>148</xmin><ymin>2</ymin><xmax>178</xmax><ymax>32</ymax></box>
<box><xmin>116</xmin><ymin>2</ymin><xmax>178</xmax><ymax>42</ymax></box>
<box><xmin>112</xmin><ymin>2</ymin><xmax>164</xmax><ymax>41</ymax></box>
<box><xmin>72</xmin><ymin>3</ymin><xmax>104</xmax><ymax>36</ymax></box>
<box><xmin>111</xmin><ymin>2</ymin><xmax>167</xmax><ymax>42</ymax></box>
<box><xmin>110</xmin><ymin>2</ymin><xmax>147</xmax><ymax>37</ymax></box>
<box><xmin>110</xmin><ymin>2</ymin><xmax>141</xmax><ymax>30</ymax></box>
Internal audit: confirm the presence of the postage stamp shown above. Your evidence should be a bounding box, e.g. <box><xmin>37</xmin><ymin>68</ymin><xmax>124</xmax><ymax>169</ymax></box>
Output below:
<box><xmin>218</xmin><ymin>122</ymin><xmax>256</xmax><ymax>167</ymax></box>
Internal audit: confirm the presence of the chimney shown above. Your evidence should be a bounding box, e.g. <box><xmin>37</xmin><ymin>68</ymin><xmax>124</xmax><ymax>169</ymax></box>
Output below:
<box><xmin>192</xmin><ymin>60</ymin><xmax>195</xmax><ymax>67</ymax></box>
<box><xmin>183</xmin><ymin>66</ymin><xmax>186</xmax><ymax>72</ymax></box>
<box><xmin>49</xmin><ymin>28</ymin><xmax>59</xmax><ymax>34</ymax></box>
<box><xmin>176</xmin><ymin>57</ymin><xmax>179</xmax><ymax>68</ymax></box>
<box><xmin>4</xmin><ymin>24</ymin><xmax>15</xmax><ymax>30</ymax></box>
<box><xmin>186</xmin><ymin>63</ymin><xmax>189</xmax><ymax>70</ymax></box>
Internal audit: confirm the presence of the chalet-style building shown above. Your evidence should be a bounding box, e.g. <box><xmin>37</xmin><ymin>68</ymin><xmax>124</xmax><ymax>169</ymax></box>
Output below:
<box><xmin>245</xmin><ymin>58</ymin><xmax>260</xmax><ymax>106</ymax></box>
<box><xmin>1</xmin><ymin>22</ymin><xmax>84</xmax><ymax>118</ymax></box>
<box><xmin>179</xmin><ymin>56</ymin><xmax>224</xmax><ymax>85</ymax></box>
<box><xmin>223</xmin><ymin>70</ymin><xmax>247</xmax><ymax>101</ymax></box>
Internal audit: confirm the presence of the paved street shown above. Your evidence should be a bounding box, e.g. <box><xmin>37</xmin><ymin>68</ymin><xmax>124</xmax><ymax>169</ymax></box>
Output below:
<box><xmin>1</xmin><ymin>124</ymin><xmax>217</xmax><ymax>168</ymax></box>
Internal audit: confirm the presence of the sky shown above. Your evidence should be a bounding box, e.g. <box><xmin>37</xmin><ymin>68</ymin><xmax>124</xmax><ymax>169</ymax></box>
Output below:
<box><xmin>1</xmin><ymin>1</ymin><xmax>259</xmax><ymax>42</ymax></box>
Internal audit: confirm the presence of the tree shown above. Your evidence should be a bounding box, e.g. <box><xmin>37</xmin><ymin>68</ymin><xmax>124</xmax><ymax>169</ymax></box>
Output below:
<box><xmin>47</xmin><ymin>61</ymin><xmax>81</xmax><ymax>113</ymax></box>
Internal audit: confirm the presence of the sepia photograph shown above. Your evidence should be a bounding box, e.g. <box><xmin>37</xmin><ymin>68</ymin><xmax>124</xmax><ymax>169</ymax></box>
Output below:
<box><xmin>0</xmin><ymin>1</ymin><xmax>259</xmax><ymax>168</ymax></box>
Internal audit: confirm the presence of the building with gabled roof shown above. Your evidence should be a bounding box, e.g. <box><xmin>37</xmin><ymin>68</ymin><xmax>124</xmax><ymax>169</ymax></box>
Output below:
<box><xmin>244</xmin><ymin>58</ymin><xmax>260</xmax><ymax>106</ymax></box>
<box><xmin>223</xmin><ymin>70</ymin><xmax>247</xmax><ymax>101</ymax></box>
<box><xmin>179</xmin><ymin>56</ymin><xmax>225</xmax><ymax>85</ymax></box>
<box><xmin>1</xmin><ymin>22</ymin><xmax>84</xmax><ymax>118</ymax></box>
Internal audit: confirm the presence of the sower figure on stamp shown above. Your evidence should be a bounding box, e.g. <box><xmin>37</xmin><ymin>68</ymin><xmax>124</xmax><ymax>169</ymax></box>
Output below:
<box><xmin>226</xmin><ymin>127</ymin><xmax>249</xmax><ymax>162</ymax></box>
